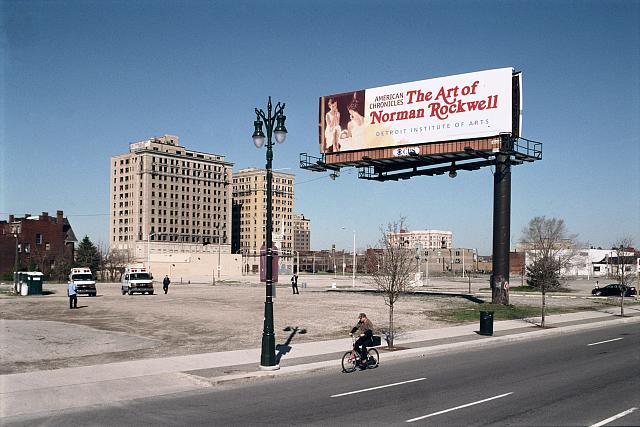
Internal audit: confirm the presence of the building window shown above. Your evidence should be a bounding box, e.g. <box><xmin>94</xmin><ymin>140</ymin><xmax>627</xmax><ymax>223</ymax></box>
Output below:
<box><xmin>36</xmin><ymin>233</ymin><xmax>43</xmax><ymax>245</ymax></box>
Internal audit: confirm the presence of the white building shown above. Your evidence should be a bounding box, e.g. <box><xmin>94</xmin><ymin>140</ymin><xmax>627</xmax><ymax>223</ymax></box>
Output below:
<box><xmin>525</xmin><ymin>248</ymin><xmax>638</xmax><ymax>278</ymax></box>
<box><xmin>390</xmin><ymin>229</ymin><xmax>453</xmax><ymax>249</ymax></box>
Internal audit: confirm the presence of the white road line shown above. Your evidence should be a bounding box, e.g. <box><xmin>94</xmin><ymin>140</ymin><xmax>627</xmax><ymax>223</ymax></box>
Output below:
<box><xmin>406</xmin><ymin>392</ymin><xmax>513</xmax><ymax>423</ymax></box>
<box><xmin>590</xmin><ymin>407</ymin><xmax>637</xmax><ymax>427</ymax></box>
<box><xmin>330</xmin><ymin>378</ymin><xmax>427</xmax><ymax>398</ymax></box>
<box><xmin>587</xmin><ymin>337</ymin><xmax>623</xmax><ymax>346</ymax></box>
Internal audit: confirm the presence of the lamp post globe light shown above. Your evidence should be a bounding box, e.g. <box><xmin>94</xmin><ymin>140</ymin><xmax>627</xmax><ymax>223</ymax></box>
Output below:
<box><xmin>252</xmin><ymin>96</ymin><xmax>287</xmax><ymax>370</ymax></box>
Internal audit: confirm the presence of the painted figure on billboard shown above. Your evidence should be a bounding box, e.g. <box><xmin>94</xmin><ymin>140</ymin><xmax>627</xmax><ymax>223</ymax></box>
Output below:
<box><xmin>324</xmin><ymin>98</ymin><xmax>341</xmax><ymax>152</ymax></box>
<box><xmin>321</xmin><ymin>90</ymin><xmax>366</xmax><ymax>153</ymax></box>
<box><xmin>347</xmin><ymin>93</ymin><xmax>365</xmax><ymax>139</ymax></box>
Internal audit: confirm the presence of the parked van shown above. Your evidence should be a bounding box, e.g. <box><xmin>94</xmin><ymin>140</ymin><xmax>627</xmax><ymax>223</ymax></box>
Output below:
<box><xmin>69</xmin><ymin>267</ymin><xmax>97</xmax><ymax>296</ymax></box>
<box><xmin>121</xmin><ymin>267</ymin><xmax>154</xmax><ymax>295</ymax></box>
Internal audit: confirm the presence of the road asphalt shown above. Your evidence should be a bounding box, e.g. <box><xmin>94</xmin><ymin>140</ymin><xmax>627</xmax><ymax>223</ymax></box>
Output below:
<box><xmin>2</xmin><ymin>305</ymin><xmax>639</xmax><ymax>420</ymax></box>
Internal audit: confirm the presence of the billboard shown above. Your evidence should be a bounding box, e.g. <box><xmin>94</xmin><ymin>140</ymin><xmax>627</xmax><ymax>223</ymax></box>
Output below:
<box><xmin>319</xmin><ymin>68</ymin><xmax>516</xmax><ymax>154</ymax></box>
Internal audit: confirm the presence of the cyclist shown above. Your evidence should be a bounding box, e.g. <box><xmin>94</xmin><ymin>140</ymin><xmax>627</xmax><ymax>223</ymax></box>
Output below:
<box><xmin>350</xmin><ymin>312</ymin><xmax>374</xmax><ymax>368</ymax></box>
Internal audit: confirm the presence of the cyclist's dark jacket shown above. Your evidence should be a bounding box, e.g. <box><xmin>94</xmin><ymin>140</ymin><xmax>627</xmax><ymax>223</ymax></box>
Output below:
<box><xmin>351</xmin><ymin>318</ymin><xmax>374</xmax><ymax>340</ymax></box>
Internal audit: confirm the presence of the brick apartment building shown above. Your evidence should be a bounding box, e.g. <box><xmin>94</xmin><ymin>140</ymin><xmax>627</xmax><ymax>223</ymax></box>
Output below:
<box><xmin>0</xmin><ymin>210</ymin><xmax>77</xmax><ymax>277</ymax></box>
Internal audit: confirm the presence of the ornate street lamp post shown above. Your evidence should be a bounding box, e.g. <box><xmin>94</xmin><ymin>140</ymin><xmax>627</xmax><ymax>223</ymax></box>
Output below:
<box><xmin>252</xmin><ymin>96</ymin><xmax>287</xmax><ymax>369</ymax></box>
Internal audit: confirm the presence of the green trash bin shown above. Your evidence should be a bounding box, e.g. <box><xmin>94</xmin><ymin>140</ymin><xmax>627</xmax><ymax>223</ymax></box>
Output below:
<box><xmin>479</xmin><ymin>310</ymin><xmax>494</xmax><ymax>336</ymax></box>
<box><xmin>23</xmin><ymin>272</ymin><xmax>44</xmax><ymax>295</ymax></box>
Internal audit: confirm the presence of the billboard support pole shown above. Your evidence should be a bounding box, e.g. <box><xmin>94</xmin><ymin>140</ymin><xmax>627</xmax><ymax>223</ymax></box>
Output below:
<box><xmin>491</xmin><ymin>134</ymin><xmax>512</xmax><ymax>305</ymax></box>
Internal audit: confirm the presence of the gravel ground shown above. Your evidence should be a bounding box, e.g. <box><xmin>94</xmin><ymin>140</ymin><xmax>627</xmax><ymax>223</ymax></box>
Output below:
<box><xmin>0</xmin><ymin>275</ymin><xmax>631</xmax><ymax>374</ymax></box>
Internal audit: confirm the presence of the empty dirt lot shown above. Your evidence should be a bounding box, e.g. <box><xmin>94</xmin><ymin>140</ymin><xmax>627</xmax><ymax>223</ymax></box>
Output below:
<box><xmin>0</xmin><ymin>277</ymin><xmax>619</xmax><ymax>374</ymax></box>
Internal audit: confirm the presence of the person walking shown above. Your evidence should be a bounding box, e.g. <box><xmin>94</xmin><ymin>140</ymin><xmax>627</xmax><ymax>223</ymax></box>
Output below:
<box><xmin>163</xmin><ymin>275</ymin><xmax>171</xmax><ymax>294</ymax></box>
<box><xmin>291</xmin><ymin>273</ymin><xmax>299</xmax><ymax>294</ymax></box>
<box><xmin>68</xmin><ymin>281</ymin><xmax>78</xmax><ymax>309</ymax></box>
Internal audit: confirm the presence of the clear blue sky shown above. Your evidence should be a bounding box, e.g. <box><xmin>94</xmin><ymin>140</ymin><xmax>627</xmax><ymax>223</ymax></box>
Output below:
<box><xmin>2</xmin><ymin>0</ymin><xmax>639</xmax><ymax>254</ymax></box>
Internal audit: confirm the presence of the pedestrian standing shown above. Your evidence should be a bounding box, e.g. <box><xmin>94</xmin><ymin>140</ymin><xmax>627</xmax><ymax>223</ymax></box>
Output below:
<box><xmin>68</xmin><ymin>281</ymin><xmax>78</xmax><ymax>309</ymax></box>
<box><xmin>291</xmin><ymin>273</ymin><xmax>299</xmax><ymax>294</ymax></box>
<box><xmin>163</xmin><ymin>275</ymin><xmax>171</xmax><ymax>294</ymax></box>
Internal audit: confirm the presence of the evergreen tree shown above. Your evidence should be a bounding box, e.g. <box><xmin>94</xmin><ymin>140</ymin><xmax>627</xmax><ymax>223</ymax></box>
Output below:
<box><xmin>75</xmin><ymin>236</ymin><xmax>100</xmax><ymax>272</ymax></box>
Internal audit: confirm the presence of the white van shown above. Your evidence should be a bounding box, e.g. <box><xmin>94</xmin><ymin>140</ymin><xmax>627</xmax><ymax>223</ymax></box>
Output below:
<box><xmin>121</xmin><ymin>267</ymin><xmax>154</xmax><ymax>295</ymax></box>
<box><xmin>69</xmin><ymin>267</ymin><xmax>97</xmax><ymax>296</ymax></box>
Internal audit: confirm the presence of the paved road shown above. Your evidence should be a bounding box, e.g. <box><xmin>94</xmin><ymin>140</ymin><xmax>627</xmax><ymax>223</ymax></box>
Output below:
<box><xmin>7</xmin><ymin>323</ymin><xmax>638</xmax><ymax>426</ymax></box>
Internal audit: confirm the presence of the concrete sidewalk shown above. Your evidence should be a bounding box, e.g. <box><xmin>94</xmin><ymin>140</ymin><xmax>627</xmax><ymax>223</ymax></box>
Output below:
<box><xmin>2</xmin><ymin>307</ymin><xmax>639</xmax><ymax>420</ymax></box>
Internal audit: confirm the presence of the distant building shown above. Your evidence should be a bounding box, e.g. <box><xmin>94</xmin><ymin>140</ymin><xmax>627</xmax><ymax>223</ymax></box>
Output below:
<box><xmin>510</xmin><ymin>251</ymin><xmax>525</xmax><ymax>275</ymax></box>
<box><xmin>109</xmin><ymin>135</ymin><xmax>234</xmax><ymax>262</ymax></box>
<box><xmin>390</xmin><ymin>229</ymin><xmax>453</xmax><ymax>250</ymax></box>
<box><xmin>232</xmin><ymin>168</ymin><xmax>295</xmax><ymax>273</ymax></box>
<box><xmin>293</xmin><ymin>213</ymin><xmax>310</xmax><ymax>252</ymax></box>
<box><xmin>387</xmin><ymin>229</ymin><xmax>473</xmax><ymax>274</ymax></box>
<box><xmin>0</xmin><ymin>211</ymin><xmax>76</xmax><ymax>277</ymax></box>
<box><xmin>520</xmin><ymin>248</ymin><xmax>639</xmax><ymax>278</ymax></box>
<box><xmin>477</xmin><ymin>255</ymin><xmax>492</xmax><ymax>273</ymax></box>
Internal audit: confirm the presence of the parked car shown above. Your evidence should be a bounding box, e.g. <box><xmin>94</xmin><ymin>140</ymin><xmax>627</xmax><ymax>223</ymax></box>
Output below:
<box><xmin>592</xmin><ymin>283</ymin><xmax>637</xmax><ymax>297</ymax></box>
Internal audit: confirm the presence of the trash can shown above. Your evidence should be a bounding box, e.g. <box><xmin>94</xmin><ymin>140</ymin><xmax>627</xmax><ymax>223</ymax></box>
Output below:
<box><xmin>25</xmin><ymin>272</ymin><xmax>43</xmax><ymax>295</ymax></box>
<box><xmin>17</xmin><ymin>272</ymin><xmax>44</xmax><ymax>296</ymax></box>
<box><xmin>479</xmin><ymin>310</ymin><xmax>494</xmax><ymax>336</ymax></box>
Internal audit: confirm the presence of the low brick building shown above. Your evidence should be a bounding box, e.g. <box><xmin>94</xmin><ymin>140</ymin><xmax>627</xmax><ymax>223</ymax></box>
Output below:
<box><xmin>0</xmin><ymin>211</ymin><xmax>77</xmax><ymax>278</ymax></box>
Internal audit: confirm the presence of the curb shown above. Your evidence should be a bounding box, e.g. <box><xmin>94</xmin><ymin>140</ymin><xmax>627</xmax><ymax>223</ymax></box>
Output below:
<box><xmin>199</xmin><ymin>314</ymin><xmax>640</xmax><ymax>384</ymax></box>
<box><xmin>3</xmin><ymin>314</ymin><xmax>638</xmax><ymax>420</ymax></box>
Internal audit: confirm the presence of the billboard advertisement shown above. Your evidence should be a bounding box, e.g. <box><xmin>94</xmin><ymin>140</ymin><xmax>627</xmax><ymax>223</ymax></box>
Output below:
<box><xmin>319</xmin><ymin>68</ymin><xmax>515</xmax><ymax>154</ymax></box>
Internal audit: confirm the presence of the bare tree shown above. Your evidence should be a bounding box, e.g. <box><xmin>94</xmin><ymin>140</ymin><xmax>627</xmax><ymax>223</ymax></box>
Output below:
<box><xmin>30</xmin><ymin>244</ymin><xmax>52</xmax><ymax>277</ymax></box>
<box><xmin>96</xmin><ymin>241</ymin><xmax>108</xmax><ymax>281</ymax></box>
<box><xmin>104</xmin><ymin>249</ymin><xmax>130</xmax><ymax>282</ymax></box>
<box><xmin>520</xmin><ymin>216</ymin><xmax>579</xmax><ymax>327</ymax></box>
<box><xmin>372</xmin><ymin>217</ymin><xmax>416</xmax><ymax>348</ymax></box>
<box><xmin>611</xmin><ymin>237</ymin><xmax>636</xmax><ymax>317</ymax></box>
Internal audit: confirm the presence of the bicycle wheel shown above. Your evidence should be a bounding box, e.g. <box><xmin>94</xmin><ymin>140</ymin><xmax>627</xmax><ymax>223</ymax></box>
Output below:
<box><xmin>341</xmin><ymin>351</ymin><xmax>357</xmax><ymax>373</ymax></box>
<box><xmin>366</xmin><ymin>348</ymin><xmax>379</xmax><ymax>369</ymax></box>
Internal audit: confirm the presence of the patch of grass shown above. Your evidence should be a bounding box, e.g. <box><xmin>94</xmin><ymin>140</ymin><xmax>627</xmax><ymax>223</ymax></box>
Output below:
<box><xmin>479</xmin><ymin>286</ymin><xmax>573</xmax><ymax>293</ymax></box>
<box><xmin>216</xmin><ymin>280</ymin><xmax>242</xmax><ymax>285</ymax></box>
<box><xmin>436</xmin><ymin>304</ymin><xmax>539</xmax><ymax>323</ymax></box>
<box><xmin>0</xmin><ymin>285</ymin><xmax>18</xmax><ymax>297</ymax></box>
<box><xmin>430</xmin><ymin>303</ymin><xmax>592</xmax><ymax>324</ymax></box>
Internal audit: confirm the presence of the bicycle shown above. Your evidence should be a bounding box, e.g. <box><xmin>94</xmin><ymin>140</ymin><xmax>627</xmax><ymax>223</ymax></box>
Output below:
<box><xmin>341</xmin><ymin>334</ymin><xmax>380</xmax><ymax>373</ymax></box>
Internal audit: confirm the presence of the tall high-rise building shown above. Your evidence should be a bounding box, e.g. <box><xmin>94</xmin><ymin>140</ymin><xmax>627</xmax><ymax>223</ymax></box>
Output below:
<box><xmin>232</xmin><ymin>168</ymin><xmax>295</xmax><ymax>266</ymax></box>
<box><xmin>293</xmin><ymin>213</ymin><xmax>310</xmax><ymax>252</ymax></box>
<box><xmin>109</xmin><ymin>135</ymin><xmax>233</xmax><ymax>258</ymax></box>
